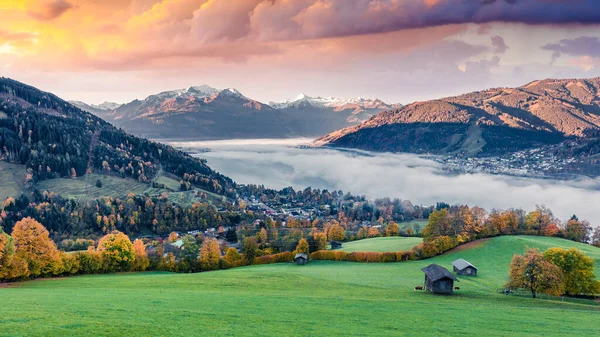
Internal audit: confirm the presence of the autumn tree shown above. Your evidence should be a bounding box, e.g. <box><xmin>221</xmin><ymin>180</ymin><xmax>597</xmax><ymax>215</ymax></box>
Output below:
<box><xmin>168</xmin><ymin>232</ymin><xmax>178</xmax><ymax>243</ymax></box>
<box><xmin>563</xmin><ymin>219</ymin><xmax>592</xmax><ymax>243</ymax></box>
<box><xmin>506</xmin><ymin>248</ymin><xmax>563</xmax><ymax>298</ymax></box>
<box><xmin>295</xmin><ymin>238</ymin><xmax>309</xmax><ymax>255</ymax></box>
<box><xmin>543</xmin><ymin>248</ymin><xmax>600</xmax><ymax>296</ymax></box>
<box><xmin>385</xmin><ymin>222</ymin><xmax>400</xmax><ymax>237</ymax></box>
<box><xmin>0</xmin><ymin>230</ymin><xmax>29</xmax><ymax>280</ymax></box>
<box><xmin>357</xmin><ymin>226</ymin><xmax>368</xmax><ymax>240</ymax></box>
<box><xmin>592</xmin><ymin>226</ymin><xmax>600</xmax><ymax>248</ymax></box>
<box><xmin>224</xmin><ymin>247</ymin><xmax>242</xmax><ymax>267</ymax></box>
<box><xmin>368</xmin><ymin>226</ymin><xmax>381</xmax><ymax>238</ymax></box>
<box><xmin>97</xmin><ymin>231</ymin><xmax>135</xmax><ymax>272</ymax></box>
<box><xmin>11</xmin><ymin>217</ymin><xmax>62</xmax><ymax>277</ymax></box>
<box><xmin>243</xmin><ymin>236</ymin><xmax>258</xmax><ymax>264</ymax></box>
<box><xmin>313</xmin><ymin>231</ymin><xmax>328</xmax><ymax>251</ymax></box>
<box><xmin>422</xmin><ymin>208</ymin><xmax>453</xmax><ymax>240</ymax></box>
<box><xmin>199</xmin><ymin>238</ymin><xmax>221</xmax><ymax>271</ymax></box>
<box><xmin>131</xmin><ymin>239</ymin><xmax>150</xmax><ymax>272</ymax></box>
<box><xmin>327</xmin><ymin>223</ymin><xmax>345</xmax><ymax>241</ymax></box>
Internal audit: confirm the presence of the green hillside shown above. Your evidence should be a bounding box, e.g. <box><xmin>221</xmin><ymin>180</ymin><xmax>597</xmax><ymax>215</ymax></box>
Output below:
<box><xmin>339</xmin><ymin>237</ymin><xmax>422</xmax><ymax>252</ymax></box>
<box><xmin>1</xmin><ymin>236</ymin><xmax>599</xmax><ymax>336</ymax></box>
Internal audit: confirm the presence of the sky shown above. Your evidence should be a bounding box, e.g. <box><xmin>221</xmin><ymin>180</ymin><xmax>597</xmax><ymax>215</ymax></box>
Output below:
<box><xmin>2</xmin><ymin>0</ymin><xmax>600</xmax><ymax>105</ymax></box>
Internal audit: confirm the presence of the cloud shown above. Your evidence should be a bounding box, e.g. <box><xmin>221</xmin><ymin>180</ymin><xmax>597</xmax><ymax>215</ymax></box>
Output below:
<box><xmin>543</xmin><ymin>36</ymin><xmax>600</xmax><ymax>67</ymax></box>
<box><xmin>491</xmin><ymin>35</ymin><xmax>508</xmax><ymax>54</ymax></box>
<box><xmin>172</xmin><ymin>139</ymin><xmax>600</xmax><ymax>226</ymax></box>
<box><xmin>27</xmin><ymin>0</ymin><xmax>73</xmax><ymax>21</ymax></box>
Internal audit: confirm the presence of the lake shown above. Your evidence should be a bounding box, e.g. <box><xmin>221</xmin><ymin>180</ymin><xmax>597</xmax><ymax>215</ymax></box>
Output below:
<box><xmin>167</xmin><ymin>138</ymin><xmax>600</xmax><ymax>225</ymax></box>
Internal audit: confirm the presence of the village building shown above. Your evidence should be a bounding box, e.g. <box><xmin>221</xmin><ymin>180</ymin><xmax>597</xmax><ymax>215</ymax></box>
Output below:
<box><xmin>452</xmin><ymin>258</ymin><xmax>478</xmax><ymax>276</ymax></box>
<box><xmin>421</xmin><ymin>264</ymin><xmax>458</xmax><ymax>294</ymax></box>
<box><xmin>294</xmin><ymin>253</ymin><xmax>308</xmax><ymax>265</ymax></box>
<box><xmin>330</xmin><ymin>241</ymin><xmax>343</xmax><ymax>250</ymax></box>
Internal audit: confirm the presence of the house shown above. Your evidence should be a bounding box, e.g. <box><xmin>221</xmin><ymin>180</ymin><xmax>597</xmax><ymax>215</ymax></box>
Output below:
<box><xmin>452</xmin><ymin>258</ymin><xmax>478</xmax><ymax>276</ymax></box>
<box><xmin>421</xmin><ymin>264</ymin><xmax>459</xmax><ymax>294</ymax></box>
<box><xmin>330</xmin><ymin>241</ymin><xmax>343</xmax><ymax>250</ymax></box>
<box><xmin>294</xmin><ymin>253</ymin><xmax>308</xmax><ymax>265</ymax></box>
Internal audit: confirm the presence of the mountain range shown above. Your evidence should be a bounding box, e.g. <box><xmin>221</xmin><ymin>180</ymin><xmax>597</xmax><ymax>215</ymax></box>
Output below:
<box><xmin>315</xmin><ymin>77</ymin><xmax>600</xmax><ymax>156</ymax></box>
<box><xmin>71</xmin><ymin>87</ymin><xmax>401</xmax><ymax>140</ymax></box>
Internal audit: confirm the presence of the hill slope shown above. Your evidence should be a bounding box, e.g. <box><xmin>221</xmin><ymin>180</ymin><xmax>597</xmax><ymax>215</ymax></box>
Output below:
<box><xmin>1</xmin><ymin>236</ymin><xmax>598</xmax><ymax>336</ymax></box>
<box><xmin>0</xmin><ymin>77</ymin><xmax>234</xmax><ymax>196</ymax></box>
<box><xmin>316</xmin><ymin>77</ymin><xmax>600</xmax><ymax>156</ymax></box>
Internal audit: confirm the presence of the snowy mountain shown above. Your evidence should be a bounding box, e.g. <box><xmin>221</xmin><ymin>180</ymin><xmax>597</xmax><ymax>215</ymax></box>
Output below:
<box><xmin>73</xmin><ymin>86</ymin><xmax>401</xmax><ymax>140</ymax></box>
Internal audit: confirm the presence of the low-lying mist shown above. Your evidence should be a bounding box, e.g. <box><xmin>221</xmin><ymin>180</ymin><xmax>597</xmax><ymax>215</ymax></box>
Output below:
<box><xmin>168</xmin><ymin>138</ymin><xmax>600</xmax><ymax>225</ymax></box>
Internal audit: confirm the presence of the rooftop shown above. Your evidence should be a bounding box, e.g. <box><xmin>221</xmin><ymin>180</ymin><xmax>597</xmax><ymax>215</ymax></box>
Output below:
<box><xmin>421</xmin><ymin>264</ymin><xmax>459</xmax><ymax>282</ymax></box>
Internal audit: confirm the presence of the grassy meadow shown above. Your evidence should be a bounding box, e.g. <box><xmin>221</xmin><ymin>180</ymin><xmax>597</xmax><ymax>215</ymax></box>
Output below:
<box><xmin>1</xmin><ymin>236</ymin><xmax>599</xmax><ymax>336</ymax></box>
<box><xmin>36</xmin><ymin>173</ymin><xmax>149</xmax><ymax>201</ymax></box>
<box><xmin>339</xmin><ymin>237</ymin><xmax>422</xmax><ymax>252</ymax></box>
<box><xmin>0</xmin><ymin>161</ymin><xmax>27</xmax><ymax>201</ymax></box>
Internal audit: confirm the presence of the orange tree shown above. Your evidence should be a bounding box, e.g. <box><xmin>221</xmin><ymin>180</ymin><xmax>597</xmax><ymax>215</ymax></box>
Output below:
<box><xmin>506</xmin><ymin>248</ymin><xmax>563</xmax><ymax>298</ymax></box>
<box><xmin>199</xmin><ymin>238</ymin><xmax>221</xmax><ymax>271</ymax></box>
<box><xmin>11</xmin><ymin>217</ymin><xmax>62</xmax><ymax>277</ymax></box>
<box><xmin>295</xmin><ymin>238</ymin><xmax>309</xmax><ymax>255</ymax></box>
<box><xmin>131</xmin><ymin>239</ymin><xmax>150</xmax><ymax>272</ymax></box>
<box><xmin>97</xmin><ymin>231</ymin><xmax>135</xmax><ymax>272</ymax></box>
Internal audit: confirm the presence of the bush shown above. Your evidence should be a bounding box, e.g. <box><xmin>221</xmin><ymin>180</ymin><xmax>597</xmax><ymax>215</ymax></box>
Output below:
<box><xmin>95</xmin><ymin>179</ymin><xmax>102</xmax><ymax>188</ymax></box>
<box><xmin>253</xmin><ymin>252</ymin><xmax>293</xmax><ymax>265</ymax></box>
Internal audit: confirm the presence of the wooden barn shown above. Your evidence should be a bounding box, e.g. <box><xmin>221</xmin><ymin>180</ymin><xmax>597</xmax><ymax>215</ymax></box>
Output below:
<box><xmin>330</xmin><ymin>241</ymin><xmax>343</xmax><ymax>250</ymax></box>
<box><xmin>452</xmin><ymin>258</ymin><xmax>478</xmax><ymax>276</ymax></box>
<box><xmin>421</xmin><ymin>264</ymin><xmax>458</xmax><ymax>294</ymax></box>
<box><xmin>294</xmin><ymin>253</ymin><xmax>308</xmax><ymax>265</ymax></box>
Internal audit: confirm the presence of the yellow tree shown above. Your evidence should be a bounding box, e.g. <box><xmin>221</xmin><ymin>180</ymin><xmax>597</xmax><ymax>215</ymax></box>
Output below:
<box><xmin>11</xmin><ymin>217</ymin><xmax>61</xmax><ymax>277</ymax></box>
<box><xmin>199</xmin><ymin>238</ymin><xmax>221</xmax><ymax>271</ymax></box>
<box><xmin>224</xmin><ymin>247</ymin><xmax>242</xmax><ymax>266</ymax></box>
<box><xmin>98</xmin><ymin>231</ymin><xmax>135</xmax><ymax>272</ymax></box>
<box><xmin>385</xmin><ymin>222</ymin><xmax>400</xmax><ymax>237</ymax></box>
<box><xmin>131</xmin><ymin>239</ymin><xmax>150</xmax><ymax>272</ymax></box>
<box><xmin>168</xmin><ymin>232</ymin><xmax>178</xmax><ymax>243</ymax></box>
<box><xmin>313</xmin><ymin>231</ymin><xmax>328</xmax><ymax>251</ymax></box>
<box><xmin>295</xmin><ymin>238</ymin><xmax>309</xmax><ymax>255</ymax></box>
<box><xmin>506</xmin><ymin>248</ymin><xmax>563</xmax><ymax>298</ymax></box>
<box><xmin>543</xmin><ymin>248</ymin><xmax>600</xmax><ymax>296</ymax></box>
<box><xmin>328</xmin><ymin>223</ymin><xmax>345</xmax><ymax>241</ymax></box>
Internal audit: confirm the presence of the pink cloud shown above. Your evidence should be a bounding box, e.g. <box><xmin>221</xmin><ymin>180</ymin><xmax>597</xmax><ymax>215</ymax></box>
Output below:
<box><xmin>27</xmin><ymin>0</ymin><xmax>73</xmax><ymax>21</ymax></box>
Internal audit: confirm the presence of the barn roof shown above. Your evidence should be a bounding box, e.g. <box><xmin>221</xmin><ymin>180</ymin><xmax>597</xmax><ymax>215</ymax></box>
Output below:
<box><xmin>295</xmin><ymin>253</ymin><xmax>308</xmax><ymax>259</ymax></box>
<box><xmin>452</xmin><ymin>258</ymin><xmax>477</xmax><ymax>271</ymax></box>
<box><xmin>421</xmin><ymin>264</ymin><xmax>459</xmax><ymax>282</ymax></box>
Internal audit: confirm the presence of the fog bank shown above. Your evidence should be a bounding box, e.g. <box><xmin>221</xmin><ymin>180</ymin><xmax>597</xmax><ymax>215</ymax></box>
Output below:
<box><xmin>169</xmin><ymin>138</ymin><xmax>600</xmax><ymax>225</ymax></box>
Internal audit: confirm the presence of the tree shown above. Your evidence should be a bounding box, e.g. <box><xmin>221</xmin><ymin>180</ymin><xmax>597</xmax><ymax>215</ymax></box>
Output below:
<box><xmin>224</xmin><ymin>247</ymin><xmax>242</xmax><ymax>266</ymax></box>
<box><xmin>295</xmin><ymin>238</ymin><xmax>309</xmax><ymax>255</ymax></box>
<box><xmin>97</xmin><ymin>231</ymin><xmax>135</xmax><ymax>272</ymax></box>
<box><xmin>95</xmin><ymin>179</ymin><xmax>103</xmax><ymax>188</ymax></box>
<box><xmin>385</xmin><ymin>222</ymin><xmax>400</xmax><ymax>236</ymax></box>
<box><xmin>242</xmin><ymin>236</ymin><xmax>258</xmax><ymax>264</ymax></box>
<box><xmin>367</xmin><ymin>226</ymin><xmax>381</xmax><ymax>238</ymax></box>
<box><xmin>181</xmin><ymin>235</ymin><xmax>199</xmax><ymax>268</ymax></box>
<box><xmin>313</xmin><ymin>231</ymin><xmax>328</xmax><ymax>251</ymax></box>
<box><xmin>168</xmin><ymin>232</ymin><xmax>178</xmax><ymax>243</ymax></box>
<box><xmin>563</xmin><ymin>219</ymin><xmax>592</xmax><ymax>243</ymax></box>
<box><xmin>199</xmin><ymin>238</ymin><xmax>221</xmax><ymax>271</ymax></box>
<box><xmin>543</xmin><ymin>248</ymin><xmax>600</xmax><ymax>296</ymax></box>
<box><xmin>506</xmin><ymin>248</ymin><xmax>563</xmax><ymax>298</ymax></box>
<box><xmin>592</xmin><ymin>226</ymin><xmax>600</xmax><ymax>248</ymax></box>
<box><xmin>11</xmin><ymin>217</ymin><xmax>61</xmax><ymax>277</ymax></box>
<box><xmin>327</xmin><ymin>223</ymin><xmax>345</xmax><ymax>241</ymax></box>
<box><xmin>131</xmin><ymin>239</ymin><xmax>149</xmax><ymax>272</ymax></box>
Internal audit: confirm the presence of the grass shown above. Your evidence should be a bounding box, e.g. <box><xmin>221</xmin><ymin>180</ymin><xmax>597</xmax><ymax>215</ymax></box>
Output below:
<box><xmin>36</xmin><ymin>174</ymin><xmax>149</xmax><ymax>201</ymax></box>
<box><xmin>398</xmin><ymin>219</ymin><xmax>428</xmax><ymax>233</ymax></box>
<box><xmin>1</xmin><ymin>236</ymin><xmax>599</xmax><ymax>336</ymax></box>
<box><xmin>340</xmin><ymin>236</ymin><xmax>422</xmax><ymax>252</ymax></box>
<box><xmin>0</xmin><ymin>161</ymin><xmax>27</xmax><ymax>201</ymax></box>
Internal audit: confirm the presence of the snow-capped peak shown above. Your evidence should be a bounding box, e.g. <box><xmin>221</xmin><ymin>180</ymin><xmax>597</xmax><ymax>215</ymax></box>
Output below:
<box><xmin>269</xmin><ymin>93</ymin><xmax>395</xmax><ymax>110</ymax></box>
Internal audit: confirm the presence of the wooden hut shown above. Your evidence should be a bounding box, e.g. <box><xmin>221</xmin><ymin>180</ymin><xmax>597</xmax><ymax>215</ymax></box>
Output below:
<box><xmin>330</xmin><ymin>241</ymin><xmax>342</xmax><ymax>250</ymax></box>
<box><xmin>294</xmin><ymin>253</ymin><xmax>308</xmax><ymax>265</ymax></box>
<box><xmin>452</xmin><ymin>258</ymin><xmax>477</xmax><ymax>276</ymax></box>
<box><xmin>421</xmin><ymin>264</ymin><xmax>458</xmax><ymax>294</ymax></box>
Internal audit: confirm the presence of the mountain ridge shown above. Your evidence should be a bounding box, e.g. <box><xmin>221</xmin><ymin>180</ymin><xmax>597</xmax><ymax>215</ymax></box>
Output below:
<box><xmin>73</xmin><ymin>86</ymin><xmax>401</xmax><ymax>140</ymax></box>
<box><xmin>315</xmin><ymin>77</ymin><xmax>600</xmax><ymax>156</ymax></box>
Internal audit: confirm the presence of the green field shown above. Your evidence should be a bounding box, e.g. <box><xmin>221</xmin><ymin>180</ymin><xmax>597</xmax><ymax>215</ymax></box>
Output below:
<box><xmin>399</xmin><ymin>220</ymin><xmax>428</xmax><ymax>233</ymax></box>
<box><xmin>1</xmin><ymin>236</ymin><xmax>599</xmax><ymax>336</ymax></box>
<box><xmin>0</xmin><ymin>161</ymin><xmax>27</xmax><ymax>201</ymax></box>
<box><xmin>340</xmin><ymin>237</ymin><xmax>422</xmax><ymax>252</ymax></box>
<box><xmin>36</xmin><ymin>174</ymin><xmax>149</xmax><ymax>201</ymax></box>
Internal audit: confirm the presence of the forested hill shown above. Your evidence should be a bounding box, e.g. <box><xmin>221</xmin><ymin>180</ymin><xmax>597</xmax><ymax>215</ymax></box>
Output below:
<box><xmin>315</xmin><ymin>77</ymin><xmax>600</xmax><ymax>156</ymax></box>
<box><xmin>0</xmin><ymin>77</ymin><xmax>234</xmax><ymax>196</ymax></box>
